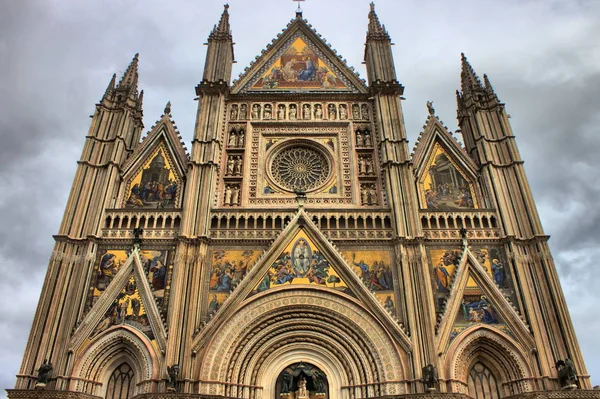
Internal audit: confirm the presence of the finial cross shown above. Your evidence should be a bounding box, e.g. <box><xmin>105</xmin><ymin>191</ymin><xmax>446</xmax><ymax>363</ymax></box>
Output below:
<box><xmin>293</xmin><ymin>0</ymin><xmax>305</xmax><ymax>11</ymax></box>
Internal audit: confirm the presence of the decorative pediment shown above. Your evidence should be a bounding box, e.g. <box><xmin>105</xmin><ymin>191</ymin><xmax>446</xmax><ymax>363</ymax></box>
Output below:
<box><xmin>192</xmin><ymin>209</ymin><xmax>411</xmax><ymax>353</ymax></box>
<box><xmin>412</xmin><ymin>111</ymin><xmax>480</xmax><ymax>210</ymax></box>
<box><xmin>71</xmin><ymin>248</ymin><xmax>168</xmax><ymax>353</ymax></box>
<box><xmin>434</xmin><ymin>243</ymin><xmax>533</xmax><ymax>354</ymax></box>
<box><xmin>232</xmin><ymin>18</ymin><xmax>368</xmax><ymax>94</ymax></box>
<box><xmin>120</xmin><ymin>105</ymin><xmax>188</xmax><ymax>209</ymax></box>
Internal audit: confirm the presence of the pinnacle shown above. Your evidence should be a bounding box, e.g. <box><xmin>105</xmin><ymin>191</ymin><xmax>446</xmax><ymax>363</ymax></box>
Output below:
<box><xmin>460</xmin><ymin>52</ymin><xmax>483</xmax><ymax>93</ymax></box>
<box><xmin>117</xmin><ymin>53</ymin><xmax>140</xmax><ymax>92</ymax></box>
<box><xmin>211</xmin><ymin>3</ymin><xmax>231</xmax><ymax>38</ymax></box>
<box><xmin>367</xmin><ymin>2</ymin><xmax>390</xmax><ymax>40</ymax></box>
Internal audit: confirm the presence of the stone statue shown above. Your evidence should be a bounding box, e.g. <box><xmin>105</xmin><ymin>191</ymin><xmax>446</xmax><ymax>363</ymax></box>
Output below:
<box><xmin>230</xmin><ymin>105</ymin><xmax>238</xmax><ymax>120</ymax></box>
<box><xmin>281</xmin><ymin>371</ymin><xmax>293</xmax><ymax>394</ymax></box>
<box><xmin>364</xmin><ymin>131</ymin><xmax>372</xmax><ymax>147</ymax></box>
<box><xmin>339</xmin><ymin>104</ymin><xmax>347</xmax><ymax>120</ymax></box>
<box><xmin>278</xmin><ymin>105</ymin><xmax>286</xmax><ymax>120</ymax></box>
<box><xmin>328</xmin><ymin>104</ymin><xmax>336</xmax><ymax>120</ymax></box>
<box><xmin>556</xmin><ymin>358</ymin><xmax>578</xmax><ymax>388</ymax></box>
<box><xmin>361</xmin><ymin>187</ymin><xmax>369</xmax><ymax>205</ymax></box>
<box><xmin>352</xmin><ymin>104</ymin><xmax>360</xmax><ymax>119</ymax></box>
<box><xmin>361</xmin><ymin>104</ymin><xmax>369</xmax><ymax>120</ymax></box>
<box><xmin>232</xmin><ymin>185</ymin><xmax>240</xmax><ymax>206</ymax></box>
<box><xmin>264</xmin><ymin>105</ymin><xmax>272</xmax><ymax>119</ymax></box>
<box><xmin>251</xmin><ymin>104</ymin><xmax>260</xmax><ymax>119</ymax></box>
<box><xmin>427</xmin><ymin>100</ymin><xmax>435</xmax><ymax>116</ymax></box>
<box><xmin>303</xmin><ymin>104</ymin><xmax>311</xmax><ymax>120</ymax></box>
<box><xmin>224</xmin><ymin>186</ymin><xmax>233</xmax><ymax>205</ymax></box>
<box><xmin>358</xmin><ymin>157</ymin><xmax>366</xmax><ymax>174</ymax></box>
<box><xmin>36</xmin><ymin>360</ymin><xmax>53</xmax><ymax>385</ymax></box>
<box><xmin>422</xmin><ymin>364</ymin><xmax>438</xmax><ymax>390</ymax></box>
<box><xmin>239</xmin><ymin>104</ymin><xmax>247</xmax><ymax>119</ymax></box>
<box><xmin>228</xmin><ymin>130</ymin><xmax>237</xmax><ymax>147</ymax></box>
<box><xmin>355</xmin><ymin>131</ymin><xmax>363</xmax><ymax>147</ymax></box>
<box><xmin>314</xmin><ymin>104</ymin><xmax>323</xmax><ymax>119</ymax></box>
<box><xmin>289</xmin><ymin>105</ymin><xmax>297</xmax><ymax>119</ymax></box>
<box><xmin>227</xmin><ymin>157</ymin><xmax>235</xmax><ymax>175</ymax></box>
<box><xmin>234</xmin><ymin>156</ymin><xmax>243</xmax><ymax>175</ymax></box>
<box><xmin>312</xmin><ymin>370</ymin><xmax>326</xmax><ymax>394</ymax></box>
<box><xmin>365</xmin><ymin>157</ymin><xmax>374</xmax><ymax>174</ymax></box>
<box><xmin>167</xmin><ymin>364</ymin><xmax>179</xmax><ymax>391</ymax></box>
<box><xmin>238</xmin><ymin>129</ymin><xmax>245</xmax><ymax>147</ymax></box>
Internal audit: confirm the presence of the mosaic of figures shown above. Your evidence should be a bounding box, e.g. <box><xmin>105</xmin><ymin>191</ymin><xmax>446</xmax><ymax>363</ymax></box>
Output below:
<box><xmin>251</xmin><ymin>37</ymin><xmax>347</xmax><ymax>91</ymax></box>
<box><xmin>228</xmin><ymin>102</ymin><xmax>370</xmax><ymax>121</ymax></box>
<box><xmin>91</xmin><ymin>276</ymin><xmax>155</xmax><ymax>342</ymax></box>
<box><xmin>341</xmin><ymin>249</ymin><xmax>396</xmax><ymax>314</ymax></box>
<box><xmin>207</xmin><ymin>250</ymin><xmax>260</xmax><ymax>317</ymax></box>
<box><xmin>125</xmin><ymin>146</ymin><xmax>180</xmax><ymax>209</ymax></box>
<box><xmin>87</xmin><ymin>249</ymin><xmax>173</xmax><ymax>318</ymax></box>
<box><xmin>419</xmin><ymin>143</ymin><xmax>477</xmax><ymax>210</ymax></box>
<box><xmin>428</xmin><ymin>247</ymin><xmax>516</xmax><ymax>340</ymax></box>
<box><xmin>250</xmin><ymin>231</ymin><xmax>350</xmax><ymax>296</ymax></box>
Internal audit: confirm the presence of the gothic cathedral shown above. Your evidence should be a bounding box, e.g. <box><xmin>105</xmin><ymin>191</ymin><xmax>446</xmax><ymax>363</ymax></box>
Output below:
<box><xmin>9</xmin><ymin>4</ymin><xmax>596</xmax><ymax>399</ymax></box>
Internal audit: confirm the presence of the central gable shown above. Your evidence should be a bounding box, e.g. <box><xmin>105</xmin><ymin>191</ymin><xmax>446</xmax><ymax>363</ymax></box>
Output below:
<box><xmin>232</xmin><ymin>18</ymin><xmax>367</xmax><ymax>94</ymax></box>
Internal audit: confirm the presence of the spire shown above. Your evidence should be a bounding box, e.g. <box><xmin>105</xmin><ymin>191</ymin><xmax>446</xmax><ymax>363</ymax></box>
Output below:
<box><xmin>105</xmin><ymin>73</ymin><xmax>116</xmax><ymax>96</ymax></box>
<box><xmin>210</xmin><ymin>4</ymin><xmax>231</xmax><ymax>39</ymax></box>
<box><xmin>460</xmin><ymin>53</ymin><xmax>483</xmax><ymax>93</ymax></box>
<box><xmin>117</xmin><ymin>53</ymin><xmax>139</xmax><ymax>92</ymax></box>
<box><xmin>367</xmin><ymin>2</ymin><xmax>389</xmax><ymax>40</ymax></box>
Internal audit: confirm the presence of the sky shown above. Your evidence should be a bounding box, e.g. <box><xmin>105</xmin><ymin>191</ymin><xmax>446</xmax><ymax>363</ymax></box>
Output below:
<box><xmin>1</xmin><ymin>0</ymin><xmax>599</xmax><ymax>394</ymax></box>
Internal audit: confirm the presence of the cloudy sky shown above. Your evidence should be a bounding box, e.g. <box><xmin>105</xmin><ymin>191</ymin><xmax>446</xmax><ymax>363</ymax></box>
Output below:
<box><xmin>1</xmin><ymin>0</ymin><xmax>599</xmax><ymax>393</ymax></box>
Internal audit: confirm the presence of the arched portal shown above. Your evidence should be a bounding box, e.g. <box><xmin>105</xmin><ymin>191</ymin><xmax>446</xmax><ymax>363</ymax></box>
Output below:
<box><xmin>197</xmin><ymin>286</ymin><xmax>408</xmax><ymax>399</ymax></box>
<box><xmin>276</xmin><ymin>362</ymin><xmax>328</xmax><ymax>399</ymax></box>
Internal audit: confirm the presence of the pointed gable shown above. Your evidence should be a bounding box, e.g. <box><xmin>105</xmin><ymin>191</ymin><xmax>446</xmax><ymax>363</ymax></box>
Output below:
<box><xmin>71</xmin><ymin>248</ymin><xmax>168</xmax><ymax>353</ymax></box>
<box><xmin>232</xmin><ymin>17</ymin><xmax>368</xmax><ymax>94</ymax></box>
<box><xmin>432</xmin><ymin>244</ymin><xmax>533</xmax><ymax>354</ymax></box>
<box><xmin>120</xmin><ymin>103</ymin><xmax>188</xmax><ymax>209</ymax></box>
<box><xmin>412</xmin><ymin>107</ymin><xmax>480</xmax><ymax>210</ymax></box>
<box><xmin>192</xmin><ymin>209</ymin><xmax>411</xmax><ymax>353</ymax></box>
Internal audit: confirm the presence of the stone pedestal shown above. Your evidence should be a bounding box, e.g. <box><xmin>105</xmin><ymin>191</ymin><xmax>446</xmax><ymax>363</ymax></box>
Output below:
<box><xmin>34</xmin><ymin>383</ymin><xmax>46</xmax><ymax>390</ymax></box>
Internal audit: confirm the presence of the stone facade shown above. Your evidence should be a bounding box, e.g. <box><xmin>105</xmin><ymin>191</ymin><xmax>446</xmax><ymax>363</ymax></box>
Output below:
<box><xmin>9</xmin><ymin>4</ymin><xmax>595</xmax><ymax>399</ymax></box>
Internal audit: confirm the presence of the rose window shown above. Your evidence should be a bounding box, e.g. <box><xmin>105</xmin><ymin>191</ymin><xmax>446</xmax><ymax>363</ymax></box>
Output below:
<box><xmin>270</xmin><ymin>145</ymin><xmax>331</xmax><ymax>192</ymax></box>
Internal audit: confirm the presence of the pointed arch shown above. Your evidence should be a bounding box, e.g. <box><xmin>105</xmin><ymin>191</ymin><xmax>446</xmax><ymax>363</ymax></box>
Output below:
<box><xmin>445</xmin><ymin>325</ymin><xmax>533</xmax><ymax>397</ymax></box>
<box><xmin>70</xmin><ymin>325</ymin><xmax>160</xmax><ymax>397</ymax></box>
<box><xmin>195</xmin><ymin>286</ymin><xmax>408</xmax><ymax>398</ymax></box>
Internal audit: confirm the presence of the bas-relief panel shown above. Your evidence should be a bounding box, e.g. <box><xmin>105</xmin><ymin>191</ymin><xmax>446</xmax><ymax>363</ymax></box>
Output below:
<box><xmin>87</xmin><ymin>249</ymin><xmax>174</xmax><ymax>318</ymax></box>
<box><xmin>341</xmin><ymin>250</ymin><xmax>396</xmax><ymax>314</ymax></box>
<box><xmin>207</xmin><ymin>249</ymin><xmax>260</xmax><ymax>317</ymax></box>
<box><xmin>251</xmin><ymin>37</ymin><xmax>348</xmax><ymax>91</ymax></box>
<box><xmin>427</xmin><ymin>247</ymin><xmax>517</xmax><ymax>340</ymax></box>
<box><xmin>124</xmin><ymin>146</ymin><xmax>180</xmax><ymax>209</ymax></box>
<box><xmin>250</xmin><ymin>231</ymin><xmax>351</xmax><ymax>296</ymax></box>
<box><xmin>419</xmin><ymin>143</ymin><xmax>477</xmax><ymax>210</ymax></box>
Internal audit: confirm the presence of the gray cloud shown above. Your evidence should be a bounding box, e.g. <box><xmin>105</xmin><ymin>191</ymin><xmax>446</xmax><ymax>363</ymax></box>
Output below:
<box><xmin>1</xmin><ymin>0</ymin><xmax>599</xmax><ymax>394</ymax></box>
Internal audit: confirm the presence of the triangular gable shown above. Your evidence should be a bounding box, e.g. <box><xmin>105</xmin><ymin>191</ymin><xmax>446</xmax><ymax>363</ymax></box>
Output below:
<box><xmin>435</xmin><ymin>244</ymin><xmax>532</xmax><ymax>354</ymax></box>
<box><xmin>248</xmin><ymin>230</ymin><xmax>354</xmax><ymax>296</ymax></box>
<box><xmin>192</xmin><ymin>209</ymin><xmax>411</xmax><ymax>353</ymax></box>
<box><xmin>71</xmin><ymin>248</ymin><xmax>167</xmax><ymax>353</ymax></box>
<box><xmin>412</xmin><ymin>114</ymin><xmax>480</xmax><ymax>210</ymax></box>
<box><xmin>232</xmin><ymin>18</ymin><xmax>368</xmax><ymax>94</ymax></box>
<box><xmin>120</xmin><ymin>111</ymin><xmax>188</xmax><ymax>209</ymax></box>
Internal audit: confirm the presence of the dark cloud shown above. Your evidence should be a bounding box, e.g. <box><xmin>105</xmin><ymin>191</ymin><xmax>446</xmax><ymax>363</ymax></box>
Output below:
<box><xmin>1</xmin><ymin>0</ymin><xmax>599</xmax><ymax>394</ymax></box>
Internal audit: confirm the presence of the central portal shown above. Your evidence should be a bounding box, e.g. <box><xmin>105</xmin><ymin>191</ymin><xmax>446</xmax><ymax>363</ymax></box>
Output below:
<box><xmin>276</xmin><ymin>362</ymin><xmax>329</xmax><ymax>399</ymax></box>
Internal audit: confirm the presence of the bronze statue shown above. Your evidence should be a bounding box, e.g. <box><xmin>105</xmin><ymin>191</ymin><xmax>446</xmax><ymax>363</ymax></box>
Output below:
<box><xmin>422</xmin><ymin>364</ymin><xmax>437</xmax><ymax>390</ymax></box>
<box><xmin>427</xmin><ymin>100</ymin><xmax>435</xmax><ymax>116</ymax></box>
<box><xmin>556</xmin><ymin>358</ymin><xmax>577</xmax><ymax>388</ymax></box>
<box><xmin>37</xmin><ymin>360</ymin><xmax>53</xmax><ymax>384</ymax></box>
<box><xmin>281</xmin><ymin>371</ymin><xmax>293</xmax><ymax>393</ymax></box>
<box><xmin>167</xmin><ymin>364</ymin><xmax>179</xmax><ymax>391</ymax></box>
<box><xmin>133</xmin><ymin>227</ymin><xmax>143</xmax><ymax>247</ymax></box>
<box><xmin>312</xmin><ymin>370</ymin><xmax>326</xmax><ymax>394</ymax></box>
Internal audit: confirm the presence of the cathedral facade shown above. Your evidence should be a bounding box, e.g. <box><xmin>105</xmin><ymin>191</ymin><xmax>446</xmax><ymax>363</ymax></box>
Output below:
<box><xmin>9</xmin><ymin>4</ymin><xmax>597</xmax><ymax>399</ymax></box>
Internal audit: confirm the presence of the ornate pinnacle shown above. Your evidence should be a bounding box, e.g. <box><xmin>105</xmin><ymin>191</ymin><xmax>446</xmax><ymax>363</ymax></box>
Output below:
<box><xmin>460</xmin><ymin>52</ymin><xmax>484</xmax><ymax>93</ymax></box>
<box><xmin>117</xmin><ymin>53</ymin><xmax>140</xmax><ymax>91</ymax></box>
<box><xmin>105</xmin><ymin>73</ymin><xmax>116</xmax><ymax>95</ymax></box>
<box><xmin>367</xmin><ymin>2</ymin><xmax>390</xmax><ymax>40</ymax></box>
<box><xmin>210</xmin><ymin>4</ymin><xmax>231</xmax><ymax>39</ymax></box>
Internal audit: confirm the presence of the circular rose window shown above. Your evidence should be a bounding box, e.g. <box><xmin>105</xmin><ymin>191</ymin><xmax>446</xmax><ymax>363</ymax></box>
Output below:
<box><xmin>269</xmin><ymin>143</ymin><xmax>332</xmax><ymax>193</ymax></box>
